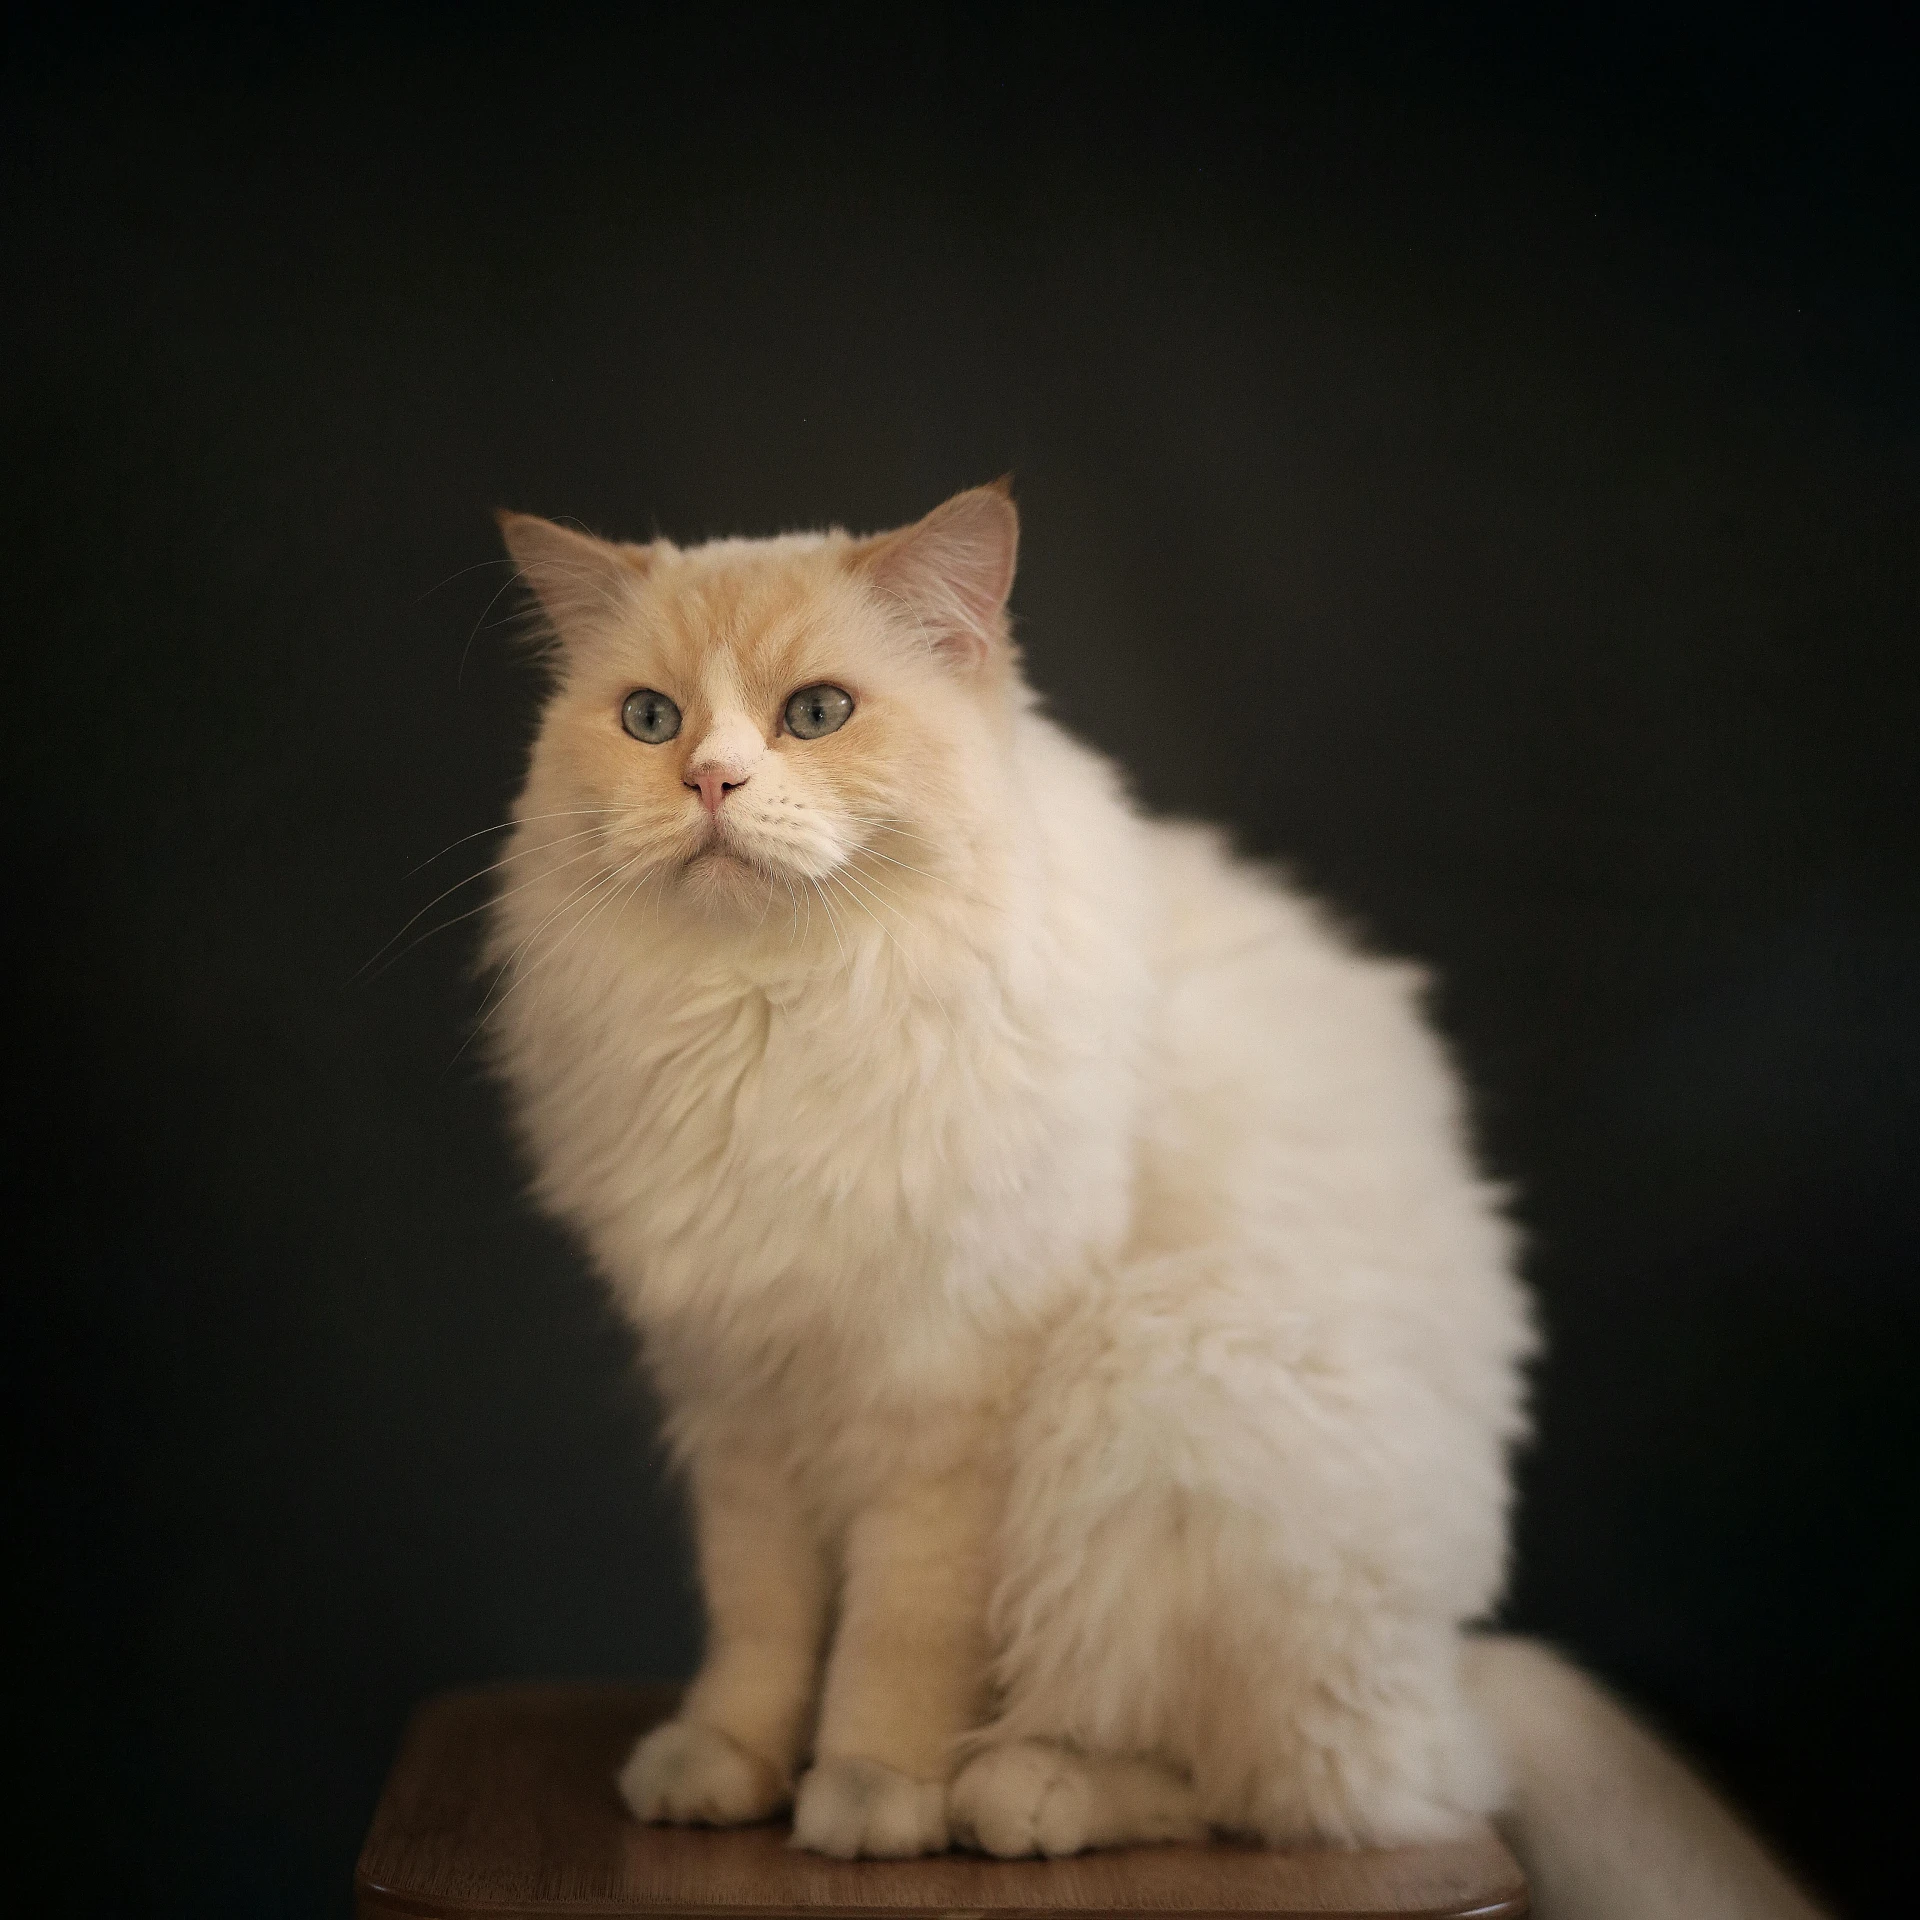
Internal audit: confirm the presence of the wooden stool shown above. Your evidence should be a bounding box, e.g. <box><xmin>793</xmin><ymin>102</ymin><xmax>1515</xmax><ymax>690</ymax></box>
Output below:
<box><xmin>356</xmin><ymin>1686</ymin><xmax>1528</xmax><ymax>1919</ymax></box>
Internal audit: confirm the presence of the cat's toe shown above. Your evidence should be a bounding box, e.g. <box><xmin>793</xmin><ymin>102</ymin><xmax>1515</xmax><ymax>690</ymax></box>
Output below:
<box><xmin>950</xmin><ymin>1742</ymin><xmax>1088</xmax><ymax>1858</ymax></box>
<box><xmin>790</xmin><ymin>1756</ymin><xmax>949</xmax><ymax>1859</ymax></box>
<box><xmin>618</xmin><ymin>1719</ymin><xmax>788</xmax><ymax>1826</ymax></box>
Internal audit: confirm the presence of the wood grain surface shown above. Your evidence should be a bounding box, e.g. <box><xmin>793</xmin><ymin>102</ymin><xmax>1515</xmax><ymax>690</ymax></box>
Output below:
<box><xmin>355</xmin><ymin>1686</ymin><xmax>1528</xmax><ymax>1920</ymax></box>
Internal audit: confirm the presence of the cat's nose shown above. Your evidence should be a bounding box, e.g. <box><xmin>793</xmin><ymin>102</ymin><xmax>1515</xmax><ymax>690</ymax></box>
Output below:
<box><xmin>685</xmin><ymin>765</ymin><xmax>748</xmax><ymax>813</ymax></box>
<box><xmin>683</xmin><ymin>715</ymin><xmax>762</xmax><ymax>814</ymax></box>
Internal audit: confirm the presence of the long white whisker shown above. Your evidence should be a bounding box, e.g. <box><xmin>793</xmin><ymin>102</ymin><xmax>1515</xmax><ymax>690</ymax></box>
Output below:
<box><xmin>826</xmin><ymin>869</ymin><xmax>959</xmax><ymax>1046</ymax></box>
<box><xmin>750</xmin><ymin>862</ymin><xmax>778</xmax><ymax>935</ymax></box>
<box><xmin>840</xmin><ymin>861</ymin><xmax>913</xmax><ymax>913</ymax></box>
<box><xmin>836</xmin><ymin>812</ymin><xmax>946</xmax><ymax>853</ymax></box>
<box><xmin>456</xmin><ymin>852</ymin><xmax>650</xmax><ymax>1066</ymax></box>
<box><xmin>846</xmin><ymin>840</ymin><xmax>1000</xmax><ymax>913</ymax></box>
<box><xmin>407</xmin><ymin>808</ymin><xmax>631</xmax><ymax>876</ymax></box>
<box><xmin>808</xmin><ymin>876</ymin><xmax>848</xmax><ymax>969</ymax></box>
<box><xmin>579</xmin><ymin>858</ymin><xmax>666</xmax><ymax>1000</ymax></box>
<box><xmin>460</xmin><ymin>564</ymin><xmax>543</xmax><ymax>686</ymax></box>
<box><xmin>414</xmin><ymin>556</ymin><xmax>519</xmax><ymax>604</ymax></box>
<box><xmin>523</xmin><ymin>853</ymin><xmax>654</xmax><ymax>1021</ymax></box>
<box><xmin>851</xmin><ymin>843</ymin><xmax>947</xmax><ymax>885</ymax></box>
<box><xmin>362</xmin><ymin>837</ymin><xmax>615</xmax><ymax>984</ymax></box>
<box><xmin>471</xmin><ymin>554</ymin><xmax>639</xmax><ymax>682</ymax></box>
<box><xmin>476</xmin><ymin>852</ymin><xmax>635</xmax><ymax>1024</ymax></box>
<box><xmin>358</xmin><ymin>826</ymin><xmax>616</xmax><ymax>981</ymax></box>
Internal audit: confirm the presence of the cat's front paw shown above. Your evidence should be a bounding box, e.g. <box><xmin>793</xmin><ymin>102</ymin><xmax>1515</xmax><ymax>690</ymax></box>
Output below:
<box><xmin>951</xmin><ymin>1741</ymin><xmax>1203</xmax><ymax>1858</ymax></box>
<box><xmin>790</xmin><ymin>1756</ymin><xmax>949</xmax><ymax>1858</ymax></box>
<box><xmin>618</xmin><ymin>1719</ymin><xmax>789</xmax><ymax>1826</ymax></box>
<box><xmin>950</xmin><ymin>1741</ymin><xmax>1095</xmax><ymax>1857</ymax></box>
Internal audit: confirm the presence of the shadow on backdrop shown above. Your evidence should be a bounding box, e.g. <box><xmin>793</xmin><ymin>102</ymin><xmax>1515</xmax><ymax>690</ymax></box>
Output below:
<box><xmin>9</xmin><ymin>7</ymin><xmax>1915</xmax><ymax>1915</ymax></box>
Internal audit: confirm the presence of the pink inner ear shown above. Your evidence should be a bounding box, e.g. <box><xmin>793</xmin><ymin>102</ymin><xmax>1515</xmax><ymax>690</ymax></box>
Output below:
<box><xmin>864</xmin><ymin>487</ymin><xmax>1020</xmax><ymax>667</ymax></box>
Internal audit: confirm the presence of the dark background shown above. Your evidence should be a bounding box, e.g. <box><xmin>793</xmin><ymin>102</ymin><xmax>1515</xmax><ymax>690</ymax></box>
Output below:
<box><xmin>9</xmin><ymin>6</ymin><xmax>1916</xmax><ymax>1914</ymax></box>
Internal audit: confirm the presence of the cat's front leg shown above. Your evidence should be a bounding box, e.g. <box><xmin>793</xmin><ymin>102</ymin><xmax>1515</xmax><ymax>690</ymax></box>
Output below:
<box><xmin>620</xmin><ymin>1442</ymin><xmax>828</xmax><ymax>1827</ymax></box>
<box><xmin>790</xmin><ymin>1464</ymin><xmax>997</xmax><ymax>1859</ymax></box>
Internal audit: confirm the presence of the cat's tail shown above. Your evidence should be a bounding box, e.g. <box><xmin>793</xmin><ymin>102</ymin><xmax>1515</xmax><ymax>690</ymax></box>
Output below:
<box><xmin>1460</xmin><ymin>1635</ymin><xmax>1831</xmax><ymax>1920</ymax></box>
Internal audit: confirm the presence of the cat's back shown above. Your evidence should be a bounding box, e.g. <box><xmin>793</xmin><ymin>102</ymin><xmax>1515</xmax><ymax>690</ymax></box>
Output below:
<box><xmin>1137</xmin><ymin>816</ymin><xmax>1431</xmax><ymax>1077</ymax></box>
<box><xmin>1130</xmin><ymin>818</ymin><xmax>1508</xmax><ymax>1285</ymax></box>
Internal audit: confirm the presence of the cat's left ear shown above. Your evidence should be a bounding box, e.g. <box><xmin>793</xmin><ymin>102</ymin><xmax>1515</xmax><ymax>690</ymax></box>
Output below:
<box><xmin>851</xmin><ymin>480</ymin><xmax>1019</xmax><ymax>670</ymax></box>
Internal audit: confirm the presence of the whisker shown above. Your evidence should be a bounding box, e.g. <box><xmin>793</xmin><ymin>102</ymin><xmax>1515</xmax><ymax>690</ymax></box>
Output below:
<box><xmin>358</xmin><ymin>832</ymin><xmax>615</xmax><ymax>983</ymax></box>
<box><xmin>849</xmin><ymin>843</ymin><xmax>949</xmax><ymax>886</ymax></box>
<box><xmin>837</xmin><ymin>812</ymin><xmax>947</xmax><ymax>853</ymax></box>
<box><xmin>826</xmin><ymin>869</ymin><xmax>959</xmax><ymax>1046</ymax></box>
<box><xmin>460</xmin><ymin>564</ymin><xmax>542</xmax><ymax>687</ymax></box>
<box><xmin>812</xmin><ymin>876</ymin><xmax>851</xmax><ymax>969</ymax></box>
<box><xmin>463</xmin><ymin>556</ymin><xmax>640</xmax><ymax>684</ymax></box>
<box><xmin>407</xmin><ymin>808</ymin><xmax>630</xmax><ymax>877</ymax></box>
<box><xmin>840</xmin><ymin>860</ymin><xmax>913</xmax><ymax>911</ymax></box>
<box><xmin>523</xmin><ymin>852</ymin><xmax>654</xmax><ymax>1022</ymax></box>
<box><xmin>454</xmin><ymin>853</ymin><xmax>651</xmax><ymax>1068</ymax></box>
<box><xmin>838</xmin><ymin>859</ymin><xmax>957</xmax><ymax>923</ymax></box>
<box><xmin>356</xmin><ymin>826</ymin><xmax>614</xmax><ymax>982</ymax></box>
<box><xmin>750</xmin><ymin>861</ymin><xmax>778</xmax><ymax>936</ymax></box>
<box><xmin>414</xmin><ymin>556</ymin><xmax>519</xmax><ymax>604</ymax></box>
<box><xmin>844</xmin><ymin>839</ymin><xmax>1000</xmax><ymax>913</ymax></box>
<box><xmin>474</xmin><ymin>852</ymin><xmax>635</xmax><ymax>1025</ymax></box>
<box><xmin>580</xmin><ymin>856</ymin><xmax>666</xmax><ymax>996</ymax></box>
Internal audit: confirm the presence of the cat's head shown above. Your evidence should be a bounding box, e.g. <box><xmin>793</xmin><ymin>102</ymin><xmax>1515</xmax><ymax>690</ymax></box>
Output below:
<box><xmin>499</xmin><ymin>484</ymin><xmax>1022</xmax><ymax>923</ymax></box>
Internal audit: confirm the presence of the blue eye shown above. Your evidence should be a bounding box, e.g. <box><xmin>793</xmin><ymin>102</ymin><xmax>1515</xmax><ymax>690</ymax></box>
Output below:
<box><xmin>621</xmin><ymin>689</ymin><xmax>681</xmax><ymax>744</ymax></box>
<box><xmin>784</xmin><ymin>684</ymin><xmax>854</xmax><ymax>739</ymax></box>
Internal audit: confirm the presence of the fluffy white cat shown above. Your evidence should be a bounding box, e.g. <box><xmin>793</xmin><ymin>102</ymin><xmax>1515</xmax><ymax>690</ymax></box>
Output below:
<box><xmin>482</xmin><ymin>486</ymin><xmax>1826</xmax><ymax>1919</ymax></box>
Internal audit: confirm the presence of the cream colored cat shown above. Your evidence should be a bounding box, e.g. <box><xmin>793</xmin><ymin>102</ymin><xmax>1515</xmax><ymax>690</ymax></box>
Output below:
<box><xmin>482</xmin><ymin>486</ymin><xmax>1826</xmax><ymax>1919</ymax></box>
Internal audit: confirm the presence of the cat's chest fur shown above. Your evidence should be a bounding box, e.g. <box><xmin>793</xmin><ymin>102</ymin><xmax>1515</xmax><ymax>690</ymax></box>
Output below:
<box><xmin>496</xmin><ymin>873</ymin><xmax>1146</xmax><ymax>1397</ymax></box>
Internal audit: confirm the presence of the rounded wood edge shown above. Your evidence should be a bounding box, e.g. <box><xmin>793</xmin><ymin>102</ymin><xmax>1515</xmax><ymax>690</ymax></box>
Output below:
<box><xmin>356</xmin><ymin>1877</ymin><xmax>1528</xmax><ymax>1920</ymax></box>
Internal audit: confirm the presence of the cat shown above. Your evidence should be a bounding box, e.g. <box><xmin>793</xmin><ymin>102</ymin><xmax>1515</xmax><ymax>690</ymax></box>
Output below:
<box><xmin>480</xmin><ymin>485</ymin><xmax>1828</xmax><ymax>1918</ymax></box>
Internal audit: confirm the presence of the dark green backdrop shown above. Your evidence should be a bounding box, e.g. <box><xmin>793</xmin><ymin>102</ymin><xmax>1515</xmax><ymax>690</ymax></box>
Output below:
<box><xmin>11</xmin><ymin>7</ymin><xmax>1915</xmax><ymax>1915</ymax></box>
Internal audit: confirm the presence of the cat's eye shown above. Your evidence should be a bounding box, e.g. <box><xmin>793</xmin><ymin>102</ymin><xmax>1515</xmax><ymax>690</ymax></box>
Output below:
<box><xmin>621</xmin><ymin>689</ymin><xmax>681</xmax><ymax>744</ymax></box>
<box><xmin>784</xmin><ymin>684</ymin><xmax>854</xmax><ymax>740</ymax></box>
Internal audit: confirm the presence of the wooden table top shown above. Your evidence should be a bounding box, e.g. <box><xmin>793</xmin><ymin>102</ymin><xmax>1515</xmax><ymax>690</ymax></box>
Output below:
<box><xmin>356</xmin><ymin>1685</ymin><xmax>1528</xmax><ymax>1920</ymax></box>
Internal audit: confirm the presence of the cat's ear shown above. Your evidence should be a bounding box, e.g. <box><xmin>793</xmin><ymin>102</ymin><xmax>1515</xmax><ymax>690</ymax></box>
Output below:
<box><xmin>496</xmin><ymin>511</ymin><xmax>652</xmax><ymax>644</ymax></box>
<box><xmin>852</xmin><ymin>480</ymin><xmax>1019</xmax><ymax>670</ymax></box>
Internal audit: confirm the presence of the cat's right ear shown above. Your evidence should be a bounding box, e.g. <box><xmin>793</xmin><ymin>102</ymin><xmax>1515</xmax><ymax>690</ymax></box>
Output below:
<box><xmin>850</xmin><ymin>481</ymin><xmax>1019</xmax><ymax>671</ymax></box>
<box><xmin>496</xmin><ymin>511</ymin><xmax>652</xmax><ymax>645</ymax></box>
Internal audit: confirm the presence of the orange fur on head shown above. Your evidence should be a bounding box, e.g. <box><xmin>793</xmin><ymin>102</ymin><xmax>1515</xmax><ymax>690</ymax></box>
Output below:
<box><xmin>497</xmin><ymin>486</ymin><xmax>1022</xmax><ymax>922</ymax></box>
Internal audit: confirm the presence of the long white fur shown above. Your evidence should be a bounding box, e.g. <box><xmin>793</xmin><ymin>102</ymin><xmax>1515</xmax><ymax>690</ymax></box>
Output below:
<box><xmin>481</xmin><ymin>492</ymin><xmax>1819</xmax><ymax>1913</ymax></box>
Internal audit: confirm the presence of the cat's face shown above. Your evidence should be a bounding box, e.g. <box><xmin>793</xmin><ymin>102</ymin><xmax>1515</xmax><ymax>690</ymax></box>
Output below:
<box><xmin>501</xmin><ymin>487</ymin><xmax>1020</xmax><ymax>924</ymax></box>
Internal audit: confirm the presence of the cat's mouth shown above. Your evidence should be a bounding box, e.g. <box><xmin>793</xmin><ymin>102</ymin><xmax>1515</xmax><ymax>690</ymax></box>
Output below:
<box><xmin>684</xmin><ymin>825</ymin><xmax>778</xmax><ymax>888</ymax></box>
<box><xmin>688</xmin><ymin>816</ymin><xmax>749</xmax><ymax>860</ymax></box>
<box><xmin>684</xmin><ymin>812</ymin><xmax>835</xmax><ymax>893</ymax></box>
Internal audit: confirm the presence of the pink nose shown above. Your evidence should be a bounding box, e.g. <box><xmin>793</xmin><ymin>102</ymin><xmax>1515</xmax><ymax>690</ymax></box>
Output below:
<box><xmin>685</xmin><ymin>767</ymin><xmax>747</xmax><ymax>814</ymax></box>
